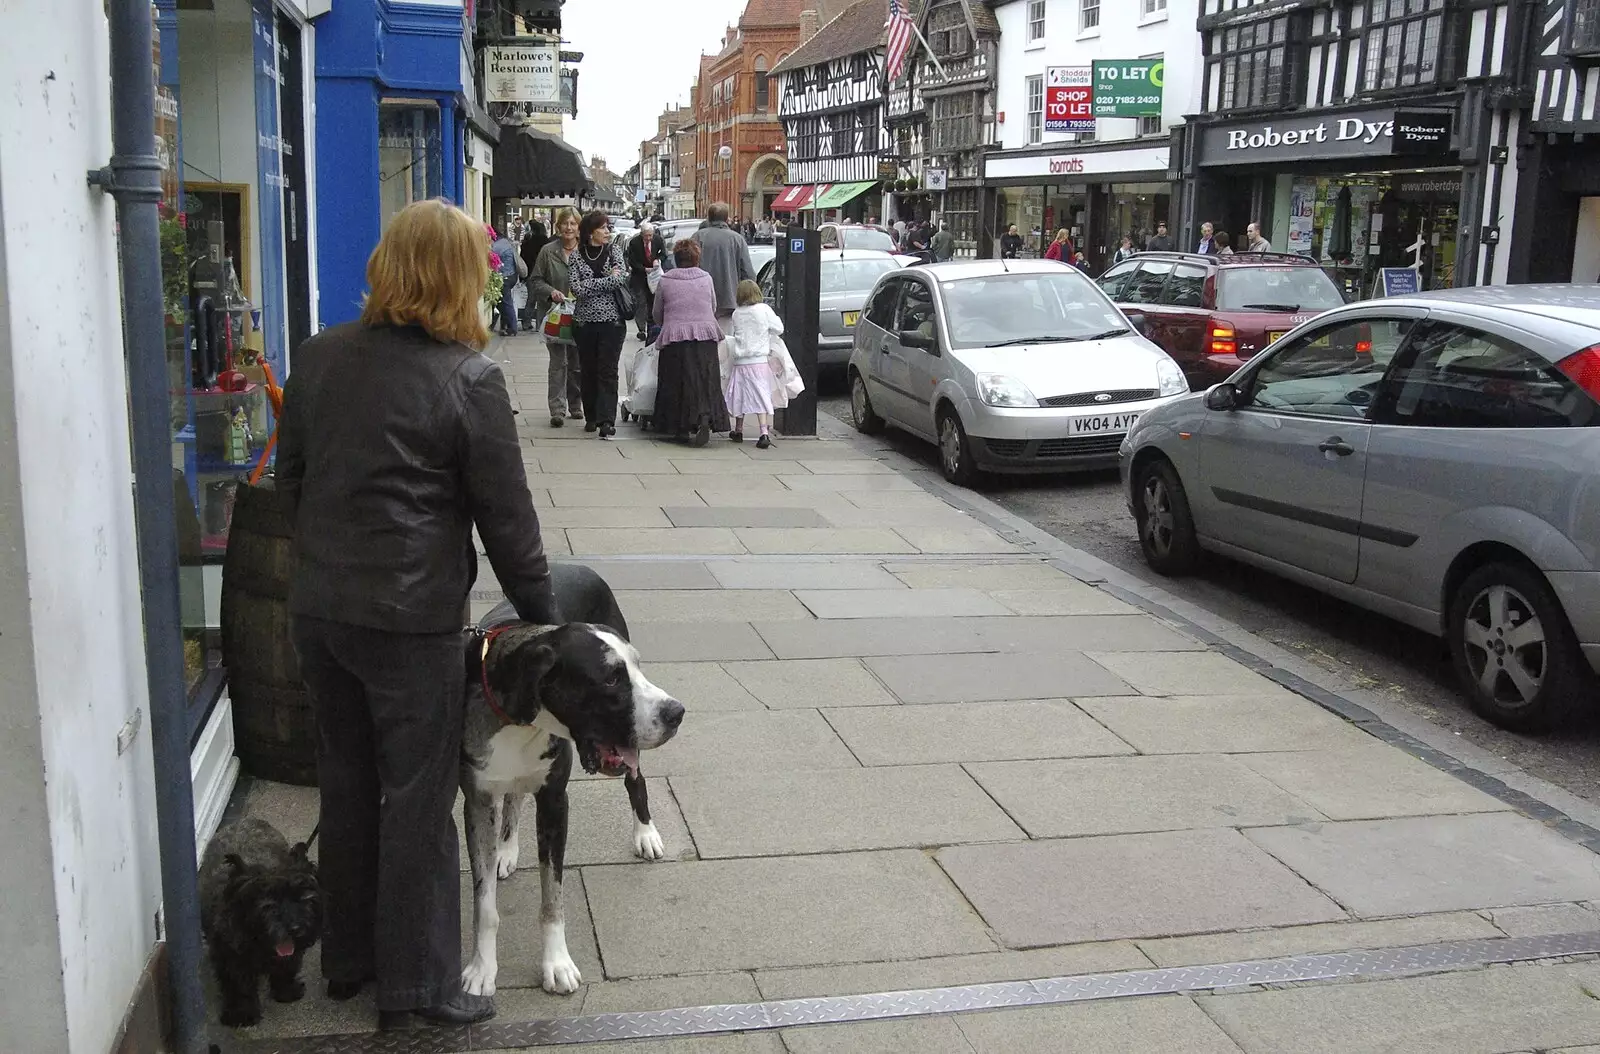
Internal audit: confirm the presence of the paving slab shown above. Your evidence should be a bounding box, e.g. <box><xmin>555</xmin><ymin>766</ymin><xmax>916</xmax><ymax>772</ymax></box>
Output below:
<box><xmin>568</xmin><ymin>527</ymin><xmax>747</xmax><ymax>556</ymax></box>
<box><xmin>1075</xmin><ymin>693</ymin><xmax>1373</xmax><ymax>754</ymax></box>
<box><xmin>753</xmin><ymin>942</ymin><xmax>1151</xmax><ymax>1001</ymax></box>
<box><xmin>824</xmin><ymin>701</ymin><xmax>1133</xmax><ymax>765</ymax></box>
<box><xmin>548</xmin><ymin>487</ymin><xmax>703</xmax><ymax>507</ymax></box>
<box><xmin>868</xmin><ymin>651</ymin><xmax>1136</xmax><ymax>703</ymax></box>
<box><xmin>534</xmin><ymin>455</ymin><xmax>681</xmax><ymax>475</ymax></box>
<box><xmin>696</xmin><ymin>489</ymin><xmax>862</xmax><ymax>508</ymax></box>
<box><xmin>955</xmin><ymin>995</ymin><xmax>1245</xmax><ymax>1054</ymax></box>
<box><xmin>523</xmin><ymin>472</ymin><xmax>645</xmax><ymax>490</ymax></box>
<box><xmin>989</xmin><ymin>585</ymin><xmax>1143</xmax><ymax>616</ymax></box>
<box><xmin>532</xmin><ymin>506</ymin><xmax>674</xmax><ymax>528</ymax></box>
<box><xmin>777</xmin><ymin>473</ymin><xmax>923</xmax><ymax>492</ymax></box>
<box><xmin>795</xmin><ymin>588</ymin><xmax>1013</xmax><ymax>619</ymax></box>
<box><xmin>581</xmin><ymin>850</ymin><xmax>997</xmax><ymax>975</ymax></box>
<box><xmin>968</xmin><ymin>755</ymin><xmax>1327</xmax><ymax>838</ymax></box>
<box><xmin>734</xmin><ymin>527</ymin><xmax>919</xmax><ymax>555</ymax></box>
<box><xmin>631</xmin><ymin>621</ymin><xmax>775</xmax><ymax>662</ymax></box>
<box><xmin>645</xmin><ymin>662</ymin><xmax>764</xmax><ymax>711</ymax></box>
<box><xmin>794</xmin><ymin>459</ymin><xmax>897</xmax><ymax>474</ymax></box>
<box><xmin>1483</xmin><ymin>902</ymin><xmax>1600</xmax><ymax>937</ymax></box>
<box><xmin>782</xmin><ymin>1017</ymin><xmax>975</xmax><ymax>1054</ymax></box>
<box><xmin>1088</xmin><ymin>650</ymin><xmax>1284</xmax><ymax>695</ymax></box>
<box><xmin>668</xmin><ymin>457</ymin><xmax>811</xmax><ymax>475</ymax></box>
<box><xmin>1236</xmin><ymin>743</ymin><xmax>1512</xmax><ymax>820</ymax></box>
<box><xmin>662</xmin><ymin>505</ymin><xmax>833</xmax><ymax>528</ymax></box>
<box><xmin>648</xmin><ymin>473</ymin><xmax>793</xmax><ymax>492</ymax></box>
<box><xmin>756</xmin><ymin>614</ymin><xmax>1202</xmax><ymax>659</ymax></box>
<box><xmin>1137</xmin><ymin>911</ymin><xmax>1502</xmax><ymax>967</ymax></box>
<box><xmin>885</xmin><ymin>560</ymin><xmax>1085</xmax><ymax>590</ymax></box>
<box><xmin>643</xmin><ymin>710</ymin><xmax>860</xmax><ymax>775</ymax></box>
<box><xmin>845</xmin><ymin>489</ymin><xmax>966</xmax><ymax>509</ymax></box>
<box><xmin>515</xmin><ymin>1035</ymin><xmax>785</xmax><ymax>1054</ymax></box>
<box><xmin>614</xmin><ymin>589</ymin><xmax>812</xmax><ymax>623</ymax></box>
<box><xmin>1246</xmin><ymin>813</ymin><xmax>1600</xmax><ymax>917</ymax></box>
<box><xmin>894</xmin><ymin>526</ymin><xmax>1025</xmax><ymax>554</ymax></box>
<box><xmin>1196</xmin><ymin>961</ymin><xmax>1600</xmax><ymax>1054</ymax></box>
<box><xmin>705</xmin><ymin>560</ymin><xmax>906</xmax><ymax>590</ymax></box>
<box><xmin>723</xmin><ymin>657</ymin><xmax>900</xmax><ymax>708</ymax></box>
<box><xmin>577</xmin><ymin>971</ymin><xmax>760</xmax><ymax>1015</ymax></box>
<box><xmin>671</xmin><ymin>765</ymin><xmax>1023</xmax><ymax>857</ymax></box>
<box><xmin>579</xmin><ymin>559</ymin><xmax>720</xmax><ymax>590</ymax></box>
<box><xmin>813</xmin><ymin>502</ymin><xmax>980</xmax><ymax>528</ymax></box>
<box><xmin>937</xmin><ymin>829</ymin><xmax>1345</xmax><ymax>947</ymax></box>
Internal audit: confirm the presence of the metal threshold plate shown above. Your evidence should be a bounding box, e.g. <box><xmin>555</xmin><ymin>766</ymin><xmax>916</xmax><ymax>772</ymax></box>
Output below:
<box><xmin>232</xmin><ymin>930</ymin><xmax>1600</xmax><ymax>1053</ymax></box>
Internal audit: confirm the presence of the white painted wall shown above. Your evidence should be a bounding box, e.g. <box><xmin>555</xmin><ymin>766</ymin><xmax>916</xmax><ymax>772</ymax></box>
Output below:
<box><xmin>992</xmin><ymin>0</ymin><xmax>1202</xmax><ymax>152</ymax></box>
<box><xmin>0</xmin><ymin>2</ymin><xmax>164</xmax><ymax>1052</ymax></box>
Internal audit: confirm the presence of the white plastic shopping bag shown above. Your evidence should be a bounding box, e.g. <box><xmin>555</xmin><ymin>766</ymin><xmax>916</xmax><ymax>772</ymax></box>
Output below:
<box><xmin>629</xmin><ymin>345</ymin><xmax>659</xmax><ymax>416</ymax></box>
<box><xmin>646</xmin><ymin>262</ymin><xmax>663</xmax><ymax>294</ymax></box>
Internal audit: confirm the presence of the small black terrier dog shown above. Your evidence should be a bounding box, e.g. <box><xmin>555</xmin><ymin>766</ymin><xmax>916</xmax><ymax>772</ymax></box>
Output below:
<box><xmin>198</xmin><ymin>817</ymin><xmax>323</xmax><ymax>1027</ymax></box>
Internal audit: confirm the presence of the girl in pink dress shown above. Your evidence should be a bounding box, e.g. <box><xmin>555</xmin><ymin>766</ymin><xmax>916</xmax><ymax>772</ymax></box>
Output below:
<box><xmin>723</xmin><ymin>280</ymin><xmax>783</xmax><ymax>448</ymax></box>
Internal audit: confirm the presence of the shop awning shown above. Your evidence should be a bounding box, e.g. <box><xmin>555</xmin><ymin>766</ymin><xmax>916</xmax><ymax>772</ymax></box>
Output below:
<box><xmin>810</xmin><ymin>181</ymin><xmax>877</xmax><ymax>210</ymax></box>
<box><xmin>772</xmin><ymin>184</ymin><xmax>816</xmax><ymax>212</ymax></box>
<box><xmin>492</xmin><ymin>127</ymin><xmax>593</xmax><ymax>200</ymax></box>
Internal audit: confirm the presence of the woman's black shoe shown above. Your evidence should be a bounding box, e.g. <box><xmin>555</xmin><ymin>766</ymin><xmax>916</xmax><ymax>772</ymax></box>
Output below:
<box><xmin>326</xmin><ymin>977</ymin><xmax>372</xmax><ymax>1001</ymax></box>
<box><xmin>690</xmin><ymin>420</ymin><xmax>711</xmax><ymax>448</ymax></box>
<box><xmin>756</xmin><ymin>434</ymin><xmax>772</xmax><ymax>450</ymax></box>
<box><xmin>584</xmin><ymin>420</ymin><xmax>599</xmax><ymax>433</ymax></box>
<box><xmin>599</xmin><ymin>422</ymin><xmax>616</xmax><ymax>438</ymax></box>
<box><xmin>378</xmin><ymin>992</ymin><xmax>495</xmax><ymax>1030</ymax></box>
<box><xmin>729</xmin><ymin>431</ymin><xmax>744</xmax><ymax>443</ymax></box>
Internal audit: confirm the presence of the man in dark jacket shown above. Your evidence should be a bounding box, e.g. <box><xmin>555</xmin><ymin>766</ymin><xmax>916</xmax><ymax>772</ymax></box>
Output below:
<box><xmin>692</xmin><ymin>202</ymin><xmax>756</xmax><ymax>331</ymax></box>
<box><xmin>624</xmin><ymin>222</ymin><xmax>666</xmax><ymax>339</ymax></box>
<box><xmin>1145</xmin><ymin>221</ymin><xmax>1173</xmax><ymax>252</ymax></box>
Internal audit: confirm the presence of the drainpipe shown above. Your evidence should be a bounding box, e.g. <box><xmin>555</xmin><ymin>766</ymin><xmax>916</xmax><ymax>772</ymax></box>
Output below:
<box><xmin>88</xmin><ymin>1</ymin><xmax>209</xmax><ymax>1052</ymax></box>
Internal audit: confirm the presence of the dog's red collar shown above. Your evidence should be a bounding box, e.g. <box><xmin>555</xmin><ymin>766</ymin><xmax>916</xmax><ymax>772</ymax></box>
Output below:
<box><xmin>479</xmin><ymin>626</ymin><xmax>517</xmax><ymax>726</ymax></box>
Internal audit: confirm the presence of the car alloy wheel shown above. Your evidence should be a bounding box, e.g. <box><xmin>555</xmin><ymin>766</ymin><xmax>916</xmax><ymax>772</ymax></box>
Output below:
<box><xmin>937</xmin><ymin>410</ymin><xmax>977</xmax><ymax>487</ymax></box>
<box><xmin>1141</xmin><ymin>474</ymin><xmax>1177</xmax><ymax>559</ymax></box>
<box><xmin>850</xmin><ymin>372</ymin><xmax>883</xmax><ymax>434</ymax></box>
<box><xmin>1460</xmin><ymin>583</ymin><xmax>1547</xmax><ymax>711</ymax></box>
<box><xmin>1131</xmin><ymin>458</ymin><xmax>1198</xmax><ymax>575</ymax></box>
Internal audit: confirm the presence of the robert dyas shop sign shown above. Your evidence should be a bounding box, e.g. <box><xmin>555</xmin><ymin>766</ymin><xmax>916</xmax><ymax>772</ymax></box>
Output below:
<box><xmin>1196</xmin><ymin>108</ymin><xmax>1454</xmax><ymax>167</ymax></box>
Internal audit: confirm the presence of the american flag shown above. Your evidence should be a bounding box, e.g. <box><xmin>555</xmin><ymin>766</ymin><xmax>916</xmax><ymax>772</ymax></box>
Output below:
<box><xmin>885</xmin><ymin>0</ymin><xmax>915</xmax><ymax>84</ymax></box>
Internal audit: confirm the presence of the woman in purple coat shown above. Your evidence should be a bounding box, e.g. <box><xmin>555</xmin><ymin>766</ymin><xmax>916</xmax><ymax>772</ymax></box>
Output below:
<box><xmin>651</xmin><ymin>239</ymin><xmax>731</xmax><ymax>445</ymax></box>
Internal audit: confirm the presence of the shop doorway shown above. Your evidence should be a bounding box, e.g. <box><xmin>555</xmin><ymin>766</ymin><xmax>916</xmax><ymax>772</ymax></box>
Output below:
<box><xmin>1573</xmin><ymin>197</ymin><xmax>1600</xmax><ymax>285</ymax></box>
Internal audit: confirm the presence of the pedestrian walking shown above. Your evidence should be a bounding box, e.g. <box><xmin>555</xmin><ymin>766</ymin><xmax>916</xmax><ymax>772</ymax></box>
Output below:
<box><xmin>1146</xmin><ymin>221</ymin><xmax>1173</xmax><ymax>252</ymax></box>
<box><xmin>692</xmin><ymin>202</ymin><xmax>756</xmax><ymax>335</ymax></box>
<box><xmin>626</xmin><ymin>221</ymin><xmax>665</xmax><ymax>340</ymax></box>
<box><xmin>1000</xmin><ymin>223</ymin><xmax>1024</xmax><ymax>259</ymax></box>
<box><xmin>276</xmin><ymin>199</ymin><xmax>560</xmax><ymax>1029</ymax></box>
<box><xmin>1246</xmin><ymin>222</ymin><xmax>1272</xmax><ymax>252</ymax></box>
<box><xmin>1214</xmin><ymin>231</ymin><xmax>1235</xmax><ymax>255</ymax></box>
<box><xmin>1043</xmin><ymin>228</ymin><xmax>1074</xmax><ymax>262</ymax></box>
<box><xmin>518</xmin><ymin>219</ymin><xmax>548</xmax><ymax>328</ymax></box>
<box><xmin>723</xmin><ymin>279</ymin><xmax>783</xmax><ymax>449</ymax></box>
<box><xmin>490</xmin><ymin>226</ymin><xmax>520</xmax><ymax>335</ymax></box>
<box><xmin>1113</xmin><ymin>234</ymin><xmax>1137</xmax><ymax>265</ymax></box>
<box><xmin>1196</xmin><ymin>221</ymin><xmax>1216</xmax><ymax>255</ymax></box>
<box><xmin>526</xmin><ymin>208</ymin><xmax>584</xmax><ymax>428</ymax></box>
<box><xmin>651</xmin><ymin>238</ymin><xmax>729</xmax><ymax>446</ymax></box>
<box><xmin>567</xmin><ymin>210</ymin><xmax>629</xmax><ymax>439</ymax></box>
<box><xmin>931</xmin><ymin>222</ymin><xmax>956</xmax><ymax>262</ymax></box>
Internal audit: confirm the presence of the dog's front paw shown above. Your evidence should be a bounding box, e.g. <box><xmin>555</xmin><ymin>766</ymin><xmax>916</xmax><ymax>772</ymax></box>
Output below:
<box><xmin>541</xmin><ymin>951</ymin><xmax>582</xmax><ymax>995</ymax></box>
<box><xmin>495</xmin><ymin>835</ymin><xmax>520</xmax><ymax>879</ymax></box>
<box><xmin>633</xmin><ymin>820</ymin><xmax>665</xmax><ymax>861</ymax></box>
<box><xmin>220</xmin><ymin>1004</ymin><xmax>262</xmax><ymax>1028</ymax></box>
<box><xmin>270</xmin><ymin>977</ymin><xmax>306</xmax><ymax>1004</ymax></box>
<box><xmin>461</xmin><ymin>956</ymin><xmax>498</xmax><ymax>997</ymax></box>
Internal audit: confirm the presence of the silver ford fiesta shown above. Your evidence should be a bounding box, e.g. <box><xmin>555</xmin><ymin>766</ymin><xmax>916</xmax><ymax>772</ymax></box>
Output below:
<box><xmin>846</xmin><ymin>259</ymin><xmax>1190</xmax><ymax>484</ymax></box>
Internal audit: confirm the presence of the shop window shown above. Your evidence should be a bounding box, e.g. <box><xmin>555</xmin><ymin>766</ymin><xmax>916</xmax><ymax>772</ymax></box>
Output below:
<box><xmin>755</xmin><ymin>59</ymin><xmax>770</xmax><ymax>110</ymax></box>
<box><xmin>1081</xmin><ymin>0</ymin><xmax>1100</xmax><ymax>32</ymax></box>
<box><xmin>1361</xmin><ymin>0</ymin><xmax>1448</xmax><ymax>92</ymax></box>
<box><xmin>1026</xmin><ymin>76</ymin><xmax>1044</xmax><ymax>145</ymax></box>
<box><xmin>1028</xmin><ymin>0</ymin><xmax>1046</xmax><ymax>42</ymax></box>
<box><xmin>378</xmin><ymin>102</ymin><xmax>443</xmax><ymax>231</ymax></box>
<box><xmin>1570</xmin><ymin>0</ymin><xmax>1600</xmax><ymax>55</ymax></box>
<box><xmin>1380</xmin><ymin>324</ymin><xmax>1599</xmax><ymax>428</ymax></box>
<box><xmin>1210</xmin><ymin>14</ymin><xmax>1297</xmax><ymax>111</ymax></box>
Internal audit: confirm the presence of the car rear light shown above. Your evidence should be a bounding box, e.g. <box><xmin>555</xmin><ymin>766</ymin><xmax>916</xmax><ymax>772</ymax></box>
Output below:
<box><xmin>1207</xmin><ymin>321</ymin><xmax>1237</xmax><ymax>356</ymax></box>
<box><xmin>1557</xmin><ymin>344</ymin><xmax>1600</xmax><ymax>402</ymax></box>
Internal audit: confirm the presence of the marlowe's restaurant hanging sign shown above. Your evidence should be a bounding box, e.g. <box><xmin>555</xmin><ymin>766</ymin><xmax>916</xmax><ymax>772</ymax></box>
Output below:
<box><xmin>1196</xmin><ymin>108</ymin><xmax>1454</xmax><ymax>166</ymax></box>
<box><xmin>485</xmin><ymin>45</ymin><xmax>561</xmax><ymax>105</ymax></box>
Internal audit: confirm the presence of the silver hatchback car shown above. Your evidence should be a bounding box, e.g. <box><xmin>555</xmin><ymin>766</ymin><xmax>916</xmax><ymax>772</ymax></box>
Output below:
<box><xmin>1120</xmin><ymin>285</ymin><xmax>1600</xmax><ymax>731</ymax></box>
<box><xmin>758</xmin><ymin>248</ymin><xmax>903</xmax><ymax>368</ymax></box>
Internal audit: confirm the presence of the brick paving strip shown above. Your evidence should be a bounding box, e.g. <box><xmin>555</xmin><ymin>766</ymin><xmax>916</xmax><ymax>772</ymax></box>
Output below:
<box><xmin>218</xmin><ymin>336</ymin><xmax>1600</xmax><ymax>1053</ymax></box>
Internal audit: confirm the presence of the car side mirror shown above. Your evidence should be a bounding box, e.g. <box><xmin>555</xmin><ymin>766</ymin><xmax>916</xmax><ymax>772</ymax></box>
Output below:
<box><xmin>1123</xmin><ymin>311</ymin><xmax>1147</xmax><ymax>333</ymax></box>
<box><xmin>899</xmin><ymin>329</ymin><xmax>937</xmax><ymax>352</ymax></box>
<box><xmin>1205</xmin><ymin>382</ymin><xmax>1241</xmax><ymax>411</ymax></box>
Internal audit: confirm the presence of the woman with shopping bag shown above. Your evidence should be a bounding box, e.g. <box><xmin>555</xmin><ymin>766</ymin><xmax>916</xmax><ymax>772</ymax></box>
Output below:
<box><xmin>525</xmin><ymin>208</ymin><xmax>583</xmax><ymax>428</ymax></box>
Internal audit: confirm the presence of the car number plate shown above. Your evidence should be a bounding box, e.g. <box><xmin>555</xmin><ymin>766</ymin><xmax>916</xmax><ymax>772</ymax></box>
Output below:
<box><xmin>1070</xmin><ymin>412</ymin><xmax>1141</xmax><ymax>435</ymax></box>
<box><xmin>842</xmin><ymin>311</ymin><xmax>860</xmax><ymax>327</ymax></box>
<box><xmin>1267</xmin><ymin>330</ymin><xmax>1286</xmax><ymax>344</ymax></box>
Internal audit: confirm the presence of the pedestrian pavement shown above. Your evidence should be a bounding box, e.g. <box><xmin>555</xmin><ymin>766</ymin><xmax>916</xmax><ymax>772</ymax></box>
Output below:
<box><xmin>220</xmin><ymin>331</ymin><xmax>1600</xmax><ymax>1053</ymax></box>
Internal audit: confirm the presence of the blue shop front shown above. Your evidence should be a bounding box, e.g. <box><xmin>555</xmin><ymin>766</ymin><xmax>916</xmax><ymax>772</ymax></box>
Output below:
<box><xmin>314</xmin><ymin>0</ymin><xmax>473</xmax><ymax>325</ymax></box>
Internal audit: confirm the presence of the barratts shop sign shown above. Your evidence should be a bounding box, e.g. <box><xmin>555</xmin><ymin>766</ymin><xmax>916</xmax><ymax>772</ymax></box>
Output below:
<box><xmin>486</xmin><ymin>45</ymin><xmax>560</xmax><ymax>105</ymax></box>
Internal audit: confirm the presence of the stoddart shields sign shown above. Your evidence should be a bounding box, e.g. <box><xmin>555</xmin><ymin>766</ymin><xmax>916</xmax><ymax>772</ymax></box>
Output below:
<box><xmin>1092</xmin><ymin>59</ymin><xmax>1164</xmax><ymax>118</ymax></box>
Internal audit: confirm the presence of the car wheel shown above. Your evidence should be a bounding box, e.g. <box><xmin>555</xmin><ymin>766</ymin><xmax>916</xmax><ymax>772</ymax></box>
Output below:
<box><xmin>849</xmin><ymin>371</ymin><xmax>884</xmax><ymax>434</ymax></box>
<box><xmin>1133</xmin><ymin>457</ymin><xmax>1199</xmax><ymax>575</ymax></box>
<box><xmin>937</xmin><ymin>408</ymin><xmax>979</xmax><ymax>487</ymax></box>
<box><xmin>1448</xmin><ymin>562</ymin><xmax>1593</xmax><ymax>733</ymax></box>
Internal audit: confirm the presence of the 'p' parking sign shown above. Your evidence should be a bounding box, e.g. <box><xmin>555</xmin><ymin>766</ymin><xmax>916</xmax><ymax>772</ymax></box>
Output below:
<box><xmin>791</xmin><ymin>238</ymin><xmax>806</xmax><ymax>254</ymax></box>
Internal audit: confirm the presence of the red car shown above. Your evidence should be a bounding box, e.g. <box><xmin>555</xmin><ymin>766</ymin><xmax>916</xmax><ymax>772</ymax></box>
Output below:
<box><xmin>1096</xmin><ymin>252</ymin><xmax>1347</xmax><ymax>390</ymax></box>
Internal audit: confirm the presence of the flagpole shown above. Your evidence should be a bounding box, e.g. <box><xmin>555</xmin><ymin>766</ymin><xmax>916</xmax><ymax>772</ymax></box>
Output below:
<box><xmin>906</xmin><ymin>19</ymin><xmax>948</xmax><ymax>82</ymax></box>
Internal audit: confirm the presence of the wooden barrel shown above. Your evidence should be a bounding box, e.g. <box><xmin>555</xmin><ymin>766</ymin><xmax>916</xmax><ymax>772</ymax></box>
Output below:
<box><xmin>220</xmin><ymin>479</ymin><xmax>317</xmax><ymax>786</ymax></box>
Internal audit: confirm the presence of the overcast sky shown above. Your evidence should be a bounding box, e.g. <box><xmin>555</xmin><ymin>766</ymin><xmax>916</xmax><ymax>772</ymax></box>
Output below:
<box><xmin>560</xmin><ymin>0</ymin><xmax>750</xmax><ymax>176</ymax></box>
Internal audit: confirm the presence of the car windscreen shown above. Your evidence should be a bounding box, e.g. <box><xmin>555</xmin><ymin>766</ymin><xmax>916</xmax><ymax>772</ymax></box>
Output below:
<box><xmin>821</xmin><ymin>258</ymin><xmax>900</xmax><ymax>295</ymax></box>
<box><xmin>1216</xmin><ymin>266</ymin><xmax>1345</xmax><ymax>311</ymax></box>
<box><xmin>940</xmin><ymin>271</ymin><xmax>1132</xmax><ymax>349</ymax></box>
<box><xmin>841</xmin><ymin>228</ymin><xmax>896</xmax><ymax>251</ymax></box>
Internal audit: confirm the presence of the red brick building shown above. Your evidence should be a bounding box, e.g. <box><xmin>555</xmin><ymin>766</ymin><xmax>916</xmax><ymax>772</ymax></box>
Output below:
<box><xmin>695</xmin><ymin>0</ymin><xmax>804</xmax><ymax>223</ymax></box>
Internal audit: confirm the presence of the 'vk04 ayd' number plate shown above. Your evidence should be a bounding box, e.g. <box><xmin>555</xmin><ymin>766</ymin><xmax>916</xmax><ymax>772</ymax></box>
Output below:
<box><xmin>1069</xmin><ymin>412</ymin><xmax>1141</xmax><ymax>435</ymax></box>
<box><xmin>842</xmin><ymin>311</ymin><xmax>860</xmax><ymax>327</ymax></box>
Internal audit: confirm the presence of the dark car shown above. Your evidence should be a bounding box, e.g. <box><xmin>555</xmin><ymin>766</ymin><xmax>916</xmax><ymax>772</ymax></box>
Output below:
<box><xmin>1096</xmin><ymin>252</ymin><xmax>1347</xmax><ymax>390</ymax></box>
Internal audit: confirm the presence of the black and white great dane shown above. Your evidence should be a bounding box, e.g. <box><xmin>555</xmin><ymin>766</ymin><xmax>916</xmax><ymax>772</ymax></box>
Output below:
<box><xmin>460</xmin><ymin>563</ymin><xmax>684</xmax><ymax>997</ymax></box>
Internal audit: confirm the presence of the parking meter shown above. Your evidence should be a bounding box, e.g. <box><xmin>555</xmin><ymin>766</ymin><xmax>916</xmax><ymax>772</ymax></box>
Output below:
<box><xmin>774</xmin><ymin>224</ymin><xmax>820</xmax><ymax>436</ymax></box>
